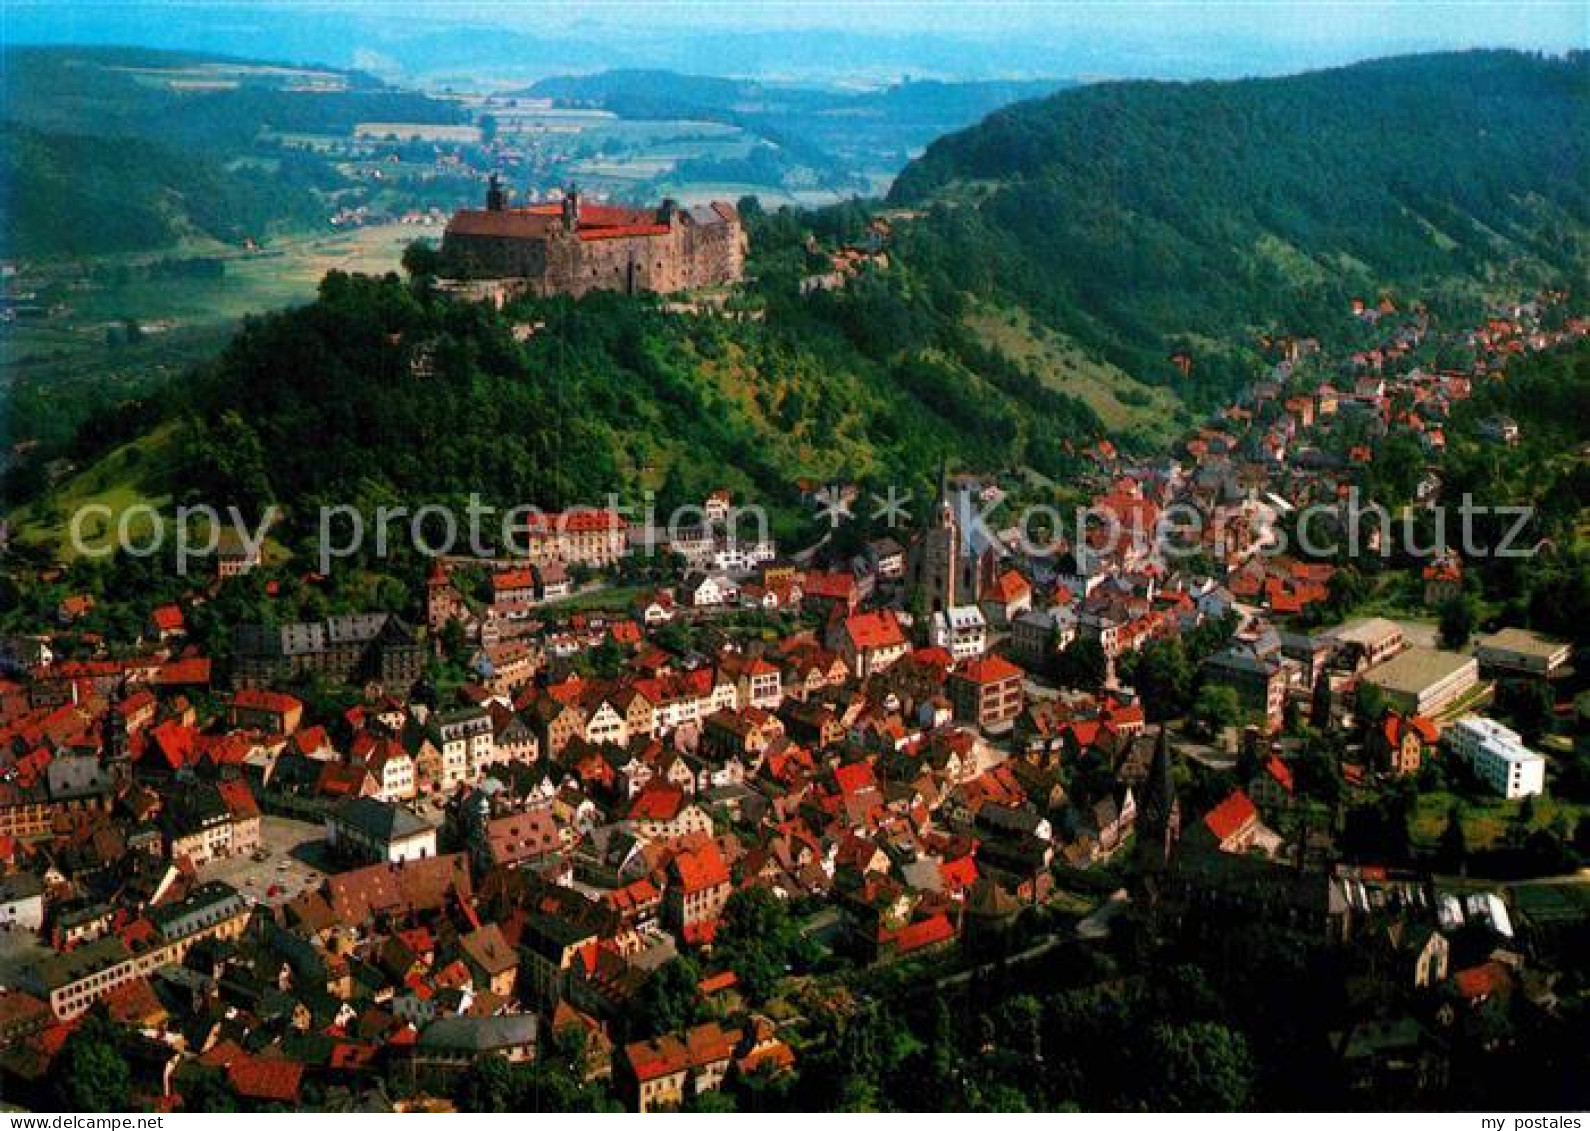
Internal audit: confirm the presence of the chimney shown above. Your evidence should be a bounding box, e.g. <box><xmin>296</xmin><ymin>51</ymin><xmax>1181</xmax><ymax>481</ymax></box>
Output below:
<box><xmin>485</xmin><ymin>173</ymin><xmax>506</xmax><ymax>213</ymax></box>
<box><xmin>562</xmin><ymin>186</ymin><xmax>581</xmax><ymax>231</ymax></box>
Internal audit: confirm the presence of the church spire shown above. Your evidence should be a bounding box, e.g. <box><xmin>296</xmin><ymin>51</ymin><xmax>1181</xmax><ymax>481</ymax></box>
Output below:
<box><xmin>1138</xmin><ymin>725</ymin><xmax>1181</xmax><ymax>872</ymax></box>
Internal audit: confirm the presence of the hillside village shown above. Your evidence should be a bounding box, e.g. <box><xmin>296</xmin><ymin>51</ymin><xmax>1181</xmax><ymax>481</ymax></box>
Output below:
<box><xmin>0</xmin><ymin>264</ymin><xmax>1586</xmax><ymax>1112</ymax></box>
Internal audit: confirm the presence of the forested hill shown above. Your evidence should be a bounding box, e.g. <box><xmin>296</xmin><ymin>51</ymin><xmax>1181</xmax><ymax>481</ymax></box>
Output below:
<box><xmin>889</xmin><ymin>50</ymin><xmax>1590</xmax><ymax>402</ymax></box>
<box><xmin>122</xmin><ymin>266</ymin><xmax>1101</xmax><ymax>549</ymax></box>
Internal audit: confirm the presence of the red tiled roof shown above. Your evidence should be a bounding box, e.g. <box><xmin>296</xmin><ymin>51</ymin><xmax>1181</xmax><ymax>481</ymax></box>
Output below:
<box><xmin>1454</xmin><ymin>960</ymin><xmax>1512</xmax><ymax>1000</ymax></box>
<box><xmin>1203</xmin><ymin>790</ymin><xmax>1258</xmax><ymax>842</ymax></box>
<box><xmin>939</xmin><ymin>855</ymin><xmax>978</xmax><ymax>893</ymax></box>
<box><xmin>987</xmin><ymin>570</ymin><xmax>1031</xmax><ymax>603</ymax></box>
<box><xmin>844</xmin><ymin>610</ymin><xmax>906</xmax><ymax>650</ymax></box>
<box><xmin>697</xmin><ymin>970</ymin><xmax>738</xmax><ymax>996</ymax></box>
<box><xmin>886</xmin><ymin>912</ymin><xmax>956</xmax><ymax>955</ymax></box>
<box><xmin>155</xmin><ymin>657</ymin><xmax>212</xmax><ymax>686</ymax></box>
<box><xmin>227</xmin><ymin>1054</ymin><xmax>304</xmax><ymax>1103</ymax></box>
<box><xmin>232</xmin><ymin>688</ymin><xmax>302</xmax><ymax>716</ymax></box>
<box><xmin>521</xmin><ymin>509</ymin><xmax>624</xmax><ymax>533</ymax></box>
<box><xmin>671</xmin><ymin>841</ymin><xmax>730</xmax><ymax>894</ymax></box>
<box><xmin>578</xmin><ymin>222</ymin><xmax>671</xmax><ymax>241</ymax></box>
<box><xmin>217</xmin><ymin>779</ymin><xmax>261</xmax><ymax>820</ymax></box>
<box><xmin>627</xmin><ymin>780</ymin><xmax>686</xmax><ymax>822</ymax></box>
<box><xmin>833</xmin><ymin>759</ymin><xmax>877</xmax><ymax>797</ymax></box>
<box><xmin>955</xmin><ymin>655</ymin><xmax>1023</xmax><ymax>685</ymax></box>
<box><xmin>801</xmin><ymin>571</ymin><xmax>856</xmax><ymax>600</ymax></box>
<box><xmin>492</xmin><ymin>568</ymin><xmax>535</xmax><ymax>593</ymax></box>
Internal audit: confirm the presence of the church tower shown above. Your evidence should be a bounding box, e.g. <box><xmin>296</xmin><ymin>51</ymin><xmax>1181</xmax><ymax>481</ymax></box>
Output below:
<box><xmin>102</xmin><ymin>681</ymin><xmax>132</xmax><ymax>786</ymax></box>
<box><xmin>1136</xmin><ymin>725</ymin><xmax>1181</xmax><ymax>874</ymax></box>
<box><xmin>906</xmin><ymin>462</ymin><xmax>962</xmax><ymax>614</ymax></box>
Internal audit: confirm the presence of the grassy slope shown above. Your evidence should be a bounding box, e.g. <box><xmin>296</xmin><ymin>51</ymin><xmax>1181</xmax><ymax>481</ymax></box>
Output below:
<box><xmin>10</xmin><ymin>424</ymin><xmax>180</xmax><ymax>555</ymax></box>
<box><xmin>963</xmin><ymin>303</ymin><xmax>1190</xmax><ymax>443</ymax></box>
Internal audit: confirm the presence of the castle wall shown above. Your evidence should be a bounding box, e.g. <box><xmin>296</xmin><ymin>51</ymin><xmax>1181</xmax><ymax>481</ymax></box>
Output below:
<box><xmin>442</xmin><ymin>206</ymin><xmax>743</xmax><ymax>298</ymax></box>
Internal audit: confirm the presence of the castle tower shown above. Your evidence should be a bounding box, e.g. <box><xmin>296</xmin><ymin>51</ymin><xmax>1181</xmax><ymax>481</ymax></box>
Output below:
<box><xmin>561</xmin><ymin>186</ymin><xmax>581</xmax><ymax>232</ymax></box>
<box><xmin>485</xmin><ymin>173</ymin><xmax>506</xmax><ymax>213</ymax></box>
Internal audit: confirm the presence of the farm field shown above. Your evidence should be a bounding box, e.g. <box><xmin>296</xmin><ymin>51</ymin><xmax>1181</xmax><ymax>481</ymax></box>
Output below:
<box><xmin>3</xmin><ymin>221</ymin><xmax>418</xmax><ymax>368</ymax></box>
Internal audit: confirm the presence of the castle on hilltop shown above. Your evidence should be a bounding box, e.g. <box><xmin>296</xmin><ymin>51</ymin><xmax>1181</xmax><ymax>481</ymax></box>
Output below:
<box><xmin>441</xmin><ymin>176</ymin><xmax>746</xmax><ymax>299</ymax></box>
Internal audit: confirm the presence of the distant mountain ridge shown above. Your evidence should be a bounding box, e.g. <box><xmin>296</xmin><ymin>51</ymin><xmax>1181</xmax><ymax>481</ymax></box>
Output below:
<box><xmin>529</xmin><ymin>68</ymin><xmax>1075</xmax><ymax>193</ymax></box>
<box><xmin>888</xmin><ymin>49</ymin><xmax>1590</xmax><ymax>401</ymax></box>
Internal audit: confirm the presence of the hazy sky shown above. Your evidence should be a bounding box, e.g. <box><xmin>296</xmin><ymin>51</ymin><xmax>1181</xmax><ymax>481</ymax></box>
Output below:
<box><xmin>524</xmin><ymin>0</ymin><xmax>1585</xmax><ymax>42</ymax></box>
<box><xmin>4</xmin><ymin>0</ymin><xmax>1584</xmax><ymax>80</ymax></box>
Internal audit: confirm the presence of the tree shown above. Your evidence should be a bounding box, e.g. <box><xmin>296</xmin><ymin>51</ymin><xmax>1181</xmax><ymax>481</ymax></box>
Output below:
<box><xmin>56</xmin><ymin>1018</ymin><xmax>132</xmax><ymax>1111</ymax></box>
<box><xmin>715</xmin><ymin>886</ymin><xmax>807</xmax><ymax>1001</ymax></box>
<box><xmin>1498</xmin><ymin>679</ymin><xmax>1553</xmax><ymax>742</ymax></box>
<box><xmin>1053</xmin><ymin>636</ymin><xmax>1107</xmax><ymax>691</ymax></box>
<box><xmin>1354</xmin><ymin>681</ymin><xmax>1386</xmax><ymax>731</ymax></box>
<box><xmin>457</xmin><ymin>1053</ymin><xmax>515</xmax><ymax>1112</ymax></box>
<box><xmin>635</xmin><ymin>955</ymin><xmax>704</xmax><ymax>1033</ymax></box>
<box><xmin>1438</xmin><ymin>595</ymin><xmax>1477</xmax><ymax>650</ymax></box>
<box><xmin>1191</xmin><ymin>684</ymin><xmax>1241</xmax><ymax>739</ymax></box>
<box><xmin>1440</xmin><ymin>806</ymin><xmax>1469</xmax><ymax>870</ymax></box>
<box><xmin>1121</xmin><ymin>638</ymin><xmax>1193</xmax><ymax>721</ymax></box>
<box><xmin>1327</xmin><ymin>565</ymin><xmax>1369</xmax><ymax>616</ymax></box>
<box><xmin>1144</xmin><ymin>1021</ymin><xmax>1255</xmax><ymax>1111</ymax></box>
<box><xmin>402</xmin><ymin>240</ymin><xmax>444</xmax><ymax>280</ymax></box>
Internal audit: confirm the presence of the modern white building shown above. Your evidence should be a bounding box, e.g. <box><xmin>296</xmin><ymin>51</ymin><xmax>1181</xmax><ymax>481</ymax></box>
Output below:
<box><xmin>930</xmin><ymin>605</ymin><xmax>988</xmax><ymax>661</ymax></box>
<box><xmin>1446</xmin><ymin>716</ymin><xmax>1545</xmax><ymax>799</ymax></box>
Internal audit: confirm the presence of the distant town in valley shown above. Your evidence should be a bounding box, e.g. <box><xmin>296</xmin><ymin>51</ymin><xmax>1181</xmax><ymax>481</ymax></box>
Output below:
<box><xmin>0</xmin><ymin>3</ymin><xmax>1588</xmax><ymax>1116</ymax></box>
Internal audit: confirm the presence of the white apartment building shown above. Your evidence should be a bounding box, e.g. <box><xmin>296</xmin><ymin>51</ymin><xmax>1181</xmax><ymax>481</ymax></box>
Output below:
<box><xmin>931</xmin><ymin>605</ymin><xmax>989</xmax><ymax>662</ymax></box>
<box><xmin>1447</xmin><ymin>715</ymin><xmax>1545</xmax><ymax>799</ymax></box>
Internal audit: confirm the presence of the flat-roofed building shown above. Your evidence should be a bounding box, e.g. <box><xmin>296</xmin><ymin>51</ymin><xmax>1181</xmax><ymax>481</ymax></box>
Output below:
<box><xmin>1446</xmin><ymin>716</ymin><xmax>1546</xmax><ymax>799</ymax></box>
<box><xmin>1361</xmin><ymin>647</ymin><xmax>1479</xmax><ymax>717</ymax></box>
<box><xmin>1328</xmin><ymin>617</ymin><xmax>1408</xmax><ymax>671</ymax></box>
<box><xmin>1475</xmin><ymin>628</ymin><xmax>1570</xmax><ymax>679</ymax></box>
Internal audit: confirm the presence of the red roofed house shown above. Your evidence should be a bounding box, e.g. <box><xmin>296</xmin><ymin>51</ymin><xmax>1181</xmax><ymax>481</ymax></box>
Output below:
<box><xmin>801</xmin><ymin>571</ymin><xmax>859</xmax><ymax>620</ymax></box>
<box><xmin>624</xmin><ymin>780</ymin><xmax>710</xmax><ymax>841</ymax></box>
<box><xmin>1422</xmin><ymin>553</ymin><xmax>1464</xmax><ymax>608</ymax></box>
<box><xmin>979</xmin><ymin>569</ymin><xmax>1033</xmax><ymax>629</ymax></box>
<box><xmin>664</xmin><ymin>841</ymin><xmax>732</xmax><ymax>946</ymax></box>
<box><xmin>229</xmin><ymin>688</ymin><xmax>303</xmax><ymax>735</ymax></box>
<box><xmin>1188</xmin><ymin>790</ymin><xmax>1260</xmax><ymax>855</ymax></box>
<box><xmin>830</xmin><ymin>609</ymin><xmax>910</xmax><ymax>679</ymax></box>
<box><xmin>878</xmin><ymin>912</ymin><xmax>957</xmax><ymax>962</ymax></box>
<box><xmin>147</xmin><ymin>604</ymin><xmax>186</xmax><ymax>642</ymax></box>
<box><xmin>623</xmin><ymin>1020</ymin><xmax>742</xmax><ymax>1112</ymax></box>
<box><xmin>1372</xmin><ymin>712</ymin><xmax>1439</xmax><ymax>778</ymax></box>
<box><xmin>491</xmin><ymin>568</ymin><xmax>538</xmax><ymax>610</ymax></box>
<box><xmin>947</xmin><ymin>654</ymin><xmax>1026</xmax><ymax>732</ymax></box>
